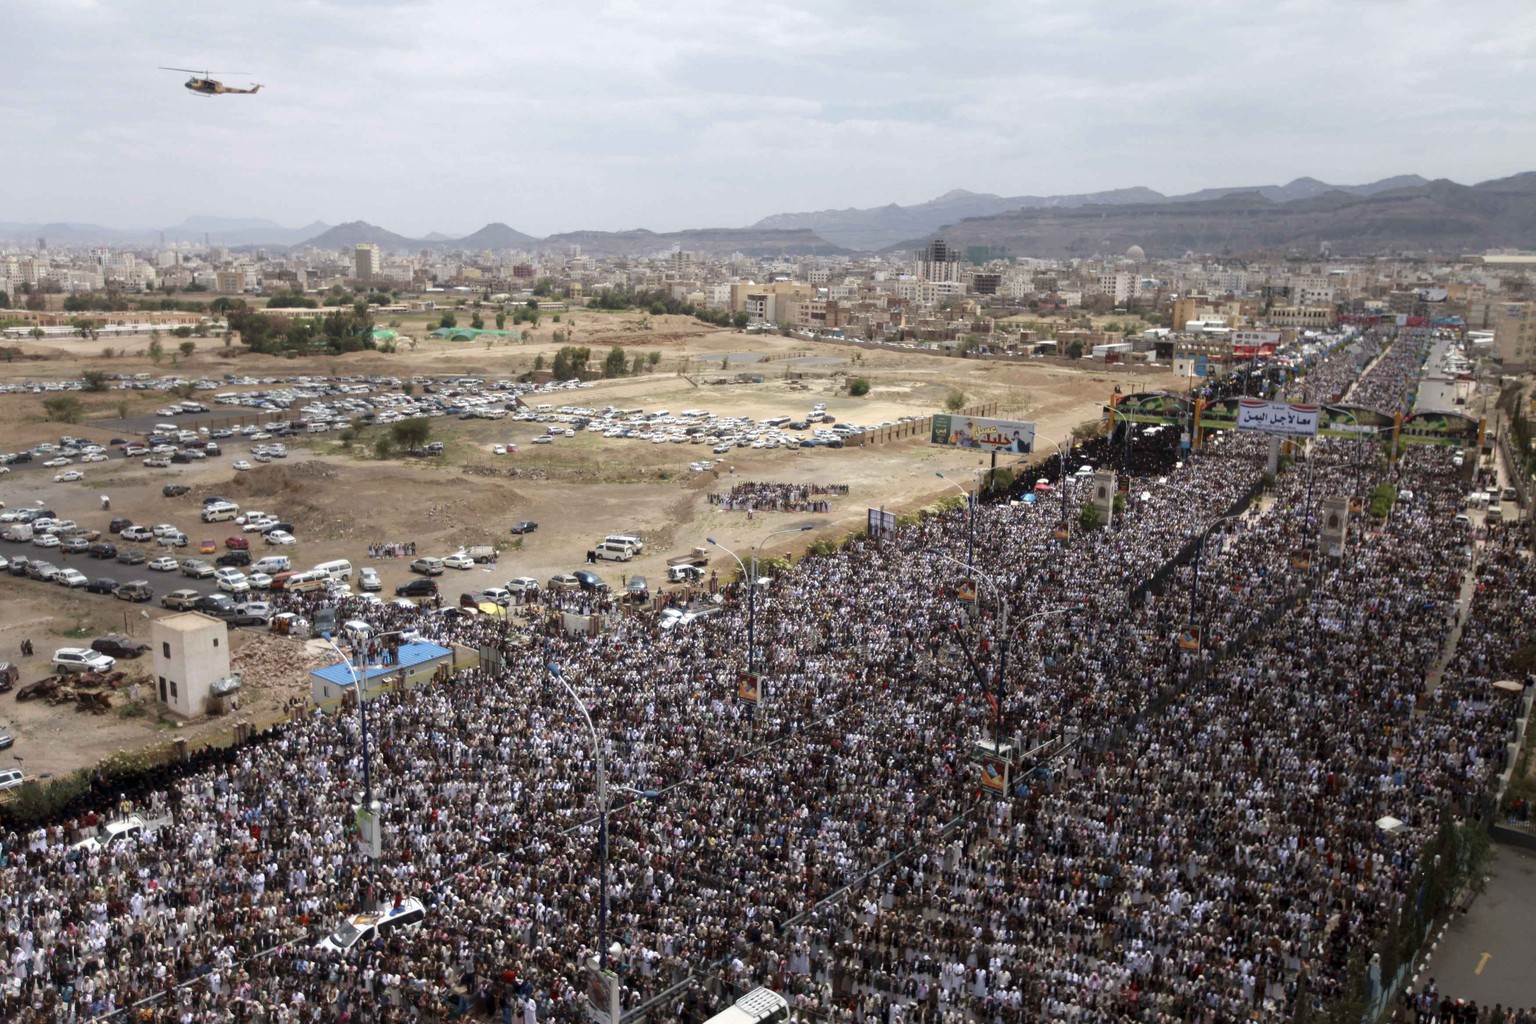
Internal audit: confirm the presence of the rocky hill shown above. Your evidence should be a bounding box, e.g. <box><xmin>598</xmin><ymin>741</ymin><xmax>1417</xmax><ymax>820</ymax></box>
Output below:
<box><xmin>886</xmin><ymin>173</ymin><xmax>1536</xmax><ymax>257</ymax></box>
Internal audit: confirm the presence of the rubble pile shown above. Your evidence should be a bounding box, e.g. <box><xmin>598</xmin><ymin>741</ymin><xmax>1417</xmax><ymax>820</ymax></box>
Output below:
<box><xmin>230</xmin><ymin>633</ymin><xmax>327</xmax><ymax>700</ymax></box>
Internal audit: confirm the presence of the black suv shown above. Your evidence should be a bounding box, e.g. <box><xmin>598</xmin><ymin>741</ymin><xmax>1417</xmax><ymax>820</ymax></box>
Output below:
<box><xmin>216</xmin><ymin>550</ymin><xmax>251</xmax><ymax>567</ymax></box>
<box><xmin>92</xmin><ymin>635</ymin><xmax>149</xmax><ymax>659</ymax></box>
<box><xmin>573</xmin><ymin>569</ymin><xmax>608</xmax><ymax>592</ymax></box>
<box><xmin>395</xmin><ymin>577</ymin><xmax>439</xmax><ymax>598</ymax></box>
<box><xmin>108</xmin><ymin>518</ymin><xmax>133</xmax><ymax>534</ymax></box>
<box><xmin>87</xmin><ymin>543</ymin><xmax>118</xmax><ymax>560</ymax></box>
<box><xmin>162</xmin><ymin>484</ymin><xmax>191</xmax><ymax>497</ymax></box>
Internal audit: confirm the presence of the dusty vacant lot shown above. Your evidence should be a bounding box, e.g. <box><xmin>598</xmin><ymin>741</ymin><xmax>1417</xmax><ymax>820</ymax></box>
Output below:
<box><xmin>0</xmin><ymin>319</ymin><xmax>1162</xmax><ymax>778</ymax></box>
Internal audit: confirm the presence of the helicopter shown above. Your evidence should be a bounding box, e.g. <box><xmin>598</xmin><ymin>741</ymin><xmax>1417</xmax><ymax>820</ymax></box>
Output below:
<box><xmin>160</xmin><ymin>68</ymin><xmax>262</xmax><ymax>96</ymax></box>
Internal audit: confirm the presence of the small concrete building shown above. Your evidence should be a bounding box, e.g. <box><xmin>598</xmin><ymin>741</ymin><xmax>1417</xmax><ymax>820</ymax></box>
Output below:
<box><xmin>150</xmin><ymin>612</ymin><xmax>231</xmax><ymax>718</ymax></box>
<box><xmin>309</xmin><ymin>641</ymin><xmax>455</xmax><ymax>707</ymax></box>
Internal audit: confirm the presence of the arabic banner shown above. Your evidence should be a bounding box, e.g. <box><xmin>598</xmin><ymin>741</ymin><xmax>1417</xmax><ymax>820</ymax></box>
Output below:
<box><xmin>930</xmin><ymin>414</ymin><xmax>1036</xmax><ymax>453</ymax></box>
<box><xmin>1197</xmin><ymin>398</ymin><xmax>1242</xmax><ymax>432</ymax></box>
<box><xmin>1176</xmin><ymin>626</ymin><xmax>1202</xmax><ymax>652</ymax></box>
<box><xmin>1317</xmin><ymin>404</ymin><xmax>1397</xmax><ymax>436</ymax></box>
<box><xmin>1399</xmin><ymin>411</ymin><xmax>1481</xmax><ymax>447</ymax></box>
<box><xmin>737</xmin><ymin>672</ymin><xmax>759</xmax><ymax>705</ymax></box>
<box><xmin>956</xmin><ymin>579</ymin><xmax>977</xmax><ymax>604</ymax></box>
<box><xmin>1112</xmin><ymin>392</ymin><xmax>1192</xmax><ymax>425</ymax></box>
<box><xmin>978</xmin><ymin>756</ymin><xmax>1009</xmax><ymax>795</ymax></box>
<box><xmin>1235</xmin><ymin>400</ymin><xmax>1320</xmax><ymax>436</ymax></box>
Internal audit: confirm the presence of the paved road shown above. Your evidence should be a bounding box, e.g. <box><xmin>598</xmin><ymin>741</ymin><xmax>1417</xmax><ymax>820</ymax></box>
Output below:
<box><xmin>1416</xmin><ymin>843</ymin><xmax>1536</xmax><ymax>1009</ymax></box>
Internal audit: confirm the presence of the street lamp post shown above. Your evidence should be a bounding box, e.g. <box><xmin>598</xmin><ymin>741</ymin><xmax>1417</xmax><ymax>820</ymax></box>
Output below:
<box><xmin>547</xmin><ymin>661</ymin><xmax>611</xmax><ymax>972</ymax></box>
<box><xmin>928</xmin><ymin>549</ymin><xmax>1071</xmax><ymax>750</ymax></box>
<box><xmin>1188</xmin><ymin>513</ymin><xmax>1248</xmax><ymax>628</ymax></box>
<box><xmin>317</xmin><ymin>627</ymin><xmax>410</xmax><ymax>861</ymax></box>
<box><xmin>935</xmin><ymin>472</ymin><xmax>977</xmax><ymax>570</ymax></box>
<box><xmin>707</xmin><ymin>524</ymin><xmax>813</xmax><ymax>679</ymax></box>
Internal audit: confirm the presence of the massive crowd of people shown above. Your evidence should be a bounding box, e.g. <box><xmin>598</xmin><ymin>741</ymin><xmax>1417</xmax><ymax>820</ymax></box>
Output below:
<box><xmin>708</xmin><ymin>483</ymin><xmax>849</xmax><ymax>515</ymax></box>
<box><xmin>0</xmin><ymin>329</ymin><xmax>1528</xmax><ymax>1024</ymax></box>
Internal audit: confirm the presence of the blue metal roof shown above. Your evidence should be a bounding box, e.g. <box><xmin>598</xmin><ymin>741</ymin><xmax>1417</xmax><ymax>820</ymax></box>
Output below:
<box><xmin>310</xmin><ymin>641</ymin><xmax>453</xmax><ymax>688</ymax></box>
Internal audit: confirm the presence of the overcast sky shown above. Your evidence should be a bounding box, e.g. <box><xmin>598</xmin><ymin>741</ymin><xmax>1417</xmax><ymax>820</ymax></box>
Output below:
<box><xmin>5</xmin><ymin>0</ymin><xmax>1535</xmax><ymax>236</ymax></box>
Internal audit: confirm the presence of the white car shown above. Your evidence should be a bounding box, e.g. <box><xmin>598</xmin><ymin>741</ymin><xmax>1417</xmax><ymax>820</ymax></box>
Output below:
<box><xmin>80</xmin><ymin>453</ymin><xmax>107</xmax><ymax>463</ymax></box>
<box><xmin>253</xmin><ymin>453</ymin><xmax>272</xmax><ymax>463</ymax></box>
<box><xmin>443</xmin><ymin>553</ymin><xmax>474</xmax><ymax>570</ymax></box>
<box><xmin>148</xmin><ymin>556</ymin><xmax>179</xmax><ymax>572</ymax></box>
<box><xmin>42</xmin><ymin>457</ymin><xmax>71</xmax><ymax>468</ymax></box>
<box><xmin>247</xmin><ymin>572</ymin><xmax>273</xmax><ymax>590</ymax></box>
<box><xmin>56</xmin><ymin>568</ymin><xmax>89</xmax><ymax>588</ymax></box>
<box><xmin>217</xmin><ymin>574</ymin><xmax>251</xmax><ymax>595</ymax></box>
<box><xmin>532</xmin><ymin>435</ymin><xmax>552</xmax><ymax>444</ymax></box>
<box><xmin>264</xmin><ymin>530</ymin><xmax>297</xmax><ymax>545</ymax></box>
<box><xmin>505</xmin><ymin>577</ymin><xmax>539</xmax><ymax>595</ymax></box>
<box><xmin>358</xmin><ymin>567</ymin><xmax>382</xmax><ymax>591</ymax></box>
<box><xmin>242</xmin><ymin>517</ymin><xmax>277</xmax><ymax>533</ymax></box>
<box><xmin>232</xmin><ymin>460</ymin><xmax>253</xmax><ymax>471</ymax></box>
<box><xmin>121</xmin><ymin>525</ymin><xmax>154</xmax><ymax>542</ymax></box>
<box><xmin>32</xmin><ymin>534</ymin><xmax>61</xmax><ymax>548</ymax></box>
<box><xmin>54</xmin><ymin>470</ymin><xmax>85</xmax><ymax>482</ymax></box>
<box><xmin>316</xmin><ymin>898</ymin><xmax>426</xmax><ymax>953</ymax></box>
<box><xmin>491</xmin><ymin>445</ymin><xmax>506</xmax><ymax>455</ymax></box>
<box><xmin>53</xmin><ymin>647</ymin><xmax>115</xmax><ymax>673</ymax></box>
<box><xmin>151</xmin><ymin>524</ymin><xmax>181</xmax><ymax>538</ymax></box>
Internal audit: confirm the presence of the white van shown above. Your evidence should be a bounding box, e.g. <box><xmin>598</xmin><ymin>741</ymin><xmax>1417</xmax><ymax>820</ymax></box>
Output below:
<box><xmin>314</xmin><ymin>559</ymin><xmax>353</xmax><ymax>582</ymax></box>
<box><xmin>604</xmin><ymin>534</ymin><xmax>644</xmax><ymax>553</ymax></box>
<box><xmin>201</xmin><ymin>502</ymin><xmax>241</xmax><ymax>523</ymax></box>
<box><xmin>281</xmin><ymin>569</ymin><xmax>331</xmax><ymax>594</ymax></box>
<box><xmin>702</xmin><ymin>988</ymin><xmax>790</xmax><ymax>1024</ymax></box>
<box><xmin>252</xmin><ymin>555</ymin><xmax>291</xmax><ymax>574</ymax></box>
<box><xmin>595</xmin><ymin>542</ymin><xmax>635</xmax><ymax>562</ymax></box>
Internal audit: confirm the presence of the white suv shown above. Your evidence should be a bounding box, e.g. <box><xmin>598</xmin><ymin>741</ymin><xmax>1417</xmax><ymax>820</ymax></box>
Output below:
<box><xmin>53</xmin><ymin>648</ymin><xmax>115</xmax><ymax>674</ymax></box>
<box><xmin>317</xmin><ymin>898</ymin><xmax>427</xmax><ymax>953</ymax></box>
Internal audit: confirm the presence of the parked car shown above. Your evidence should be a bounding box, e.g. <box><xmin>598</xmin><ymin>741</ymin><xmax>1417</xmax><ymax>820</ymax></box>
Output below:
<box><xmin>216</xmin><ymin>549</ymin><xmax>251</xmax><ymax>567</ymax></box>
<box><xmin>148</xmin><ymin>556</ymin><xmax>180</xmax><ymax>572</ymax></box>
<box><xmin>228</xmin><ymin>602</ymin><xmax>274</xmax><ymax>626</ymax></box>
<box><xmin>358</xmin><ymin>567</ymin><xmax>382</xmax><ymax>591</ymax></box>
<box><xmin>394</xmin><ymin>577</ymin><xmax>438</xmax><ymax>598</ymax></box>
<box><xmin>120</xmin><ymin>525</ymin><xmax>154</xmax><ymax>542</ymax></box>
<box><xmin>116</xmin><ymin>580</ymin><xmax>154</xmax><ymax>602</ymax></box>
<box><xmin>442</xmin><ymin>553</ymin><xmax>474</xmax><ymax>570</ymax></box>
<box><xmin>53</xmin><ymin>648</ymin><xmax>115</xmax><ymax>674</ymax></box>
<box><xmin>225</xmin><ymin>536</ymin><xmax>249</xmax><ymax>550</ymax></box>
<box><xmin>87</xmin><ymin>542</ymin><xmax>118</xmax><ymax>559</ymax></box>
<box><xmin>162</xmin><ymin>484</ymin><xmax>190</xmax><ymax>497</ymax></box>
<box><xmin>505</xmin><ymin>577</ymin><xmax>539</xmax><ymax>595</ymax></box>
<box><xmin>116</xmin><ymin>549</ymin><xmax>147</xmax><ymax>565</ymax></box>
<box><xmin>108</xmin><ymin>518</ymin><xmax>133</xmax><ymax>534</ymax></box>
<box><xmin>509</xmin><ymin>520</ymin><xmax>539</xmax><ymax>534</ymax></box>
<box><xmin>264</xmin><ymin>530</ymin><xmax>297</xmax><ymax>545</ymax></box>
<box><xmin>572</xmin><ymin>569</ymin><xmax>608</xmax><ymax>592</ymax></box>
<box><xmin>56</xmin><ymin>568</ymin><xmax>90</xmax><ymax>588</ymax></box>
<box><xmin>85</xmin><ymin>577</ymin><xmax>120</xmax><ymax>595</ymax></box>
<box><xmin>180</xmin><ymin>559</ymin><xmax>215</xmax><ymax>579</ymax></box>
<box><xmin>547</xmin><ymin>573</ymin><xmax>582</xmax><ymax>592</ymax></box>
<box><xmin>161</xmin><ymin>589</ymin><xmax>201</xmax><ymax>611</ymax></box>
<box><xmin>0</xmin><ymin>769</ymin><xmax>23</xmax><ymax>792</ymax></box>
<box><xmin>92</xmin><ymin>635</ymin><xmax>149</xmax><ymax>659</ymax></box>
<box><xmin>410</xmin><ymin>557</ymin><xmax>445</xmax><ymax>576</ymax></box>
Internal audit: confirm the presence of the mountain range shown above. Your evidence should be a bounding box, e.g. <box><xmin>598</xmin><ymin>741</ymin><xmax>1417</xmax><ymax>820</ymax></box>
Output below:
<box><xmin>754</xmin><ymin>176</ymin><xmax>1432</xmax><ymax>250</ymax></box>
<box><xmin>3</xmin><ymin>172</ymin><xmax>1532</xmax><ymax>257</ymax></box>
<box><xmin>888</xmin><ymin>173</ymin><xmax>1536</xmax><ymax>258</ymax></box>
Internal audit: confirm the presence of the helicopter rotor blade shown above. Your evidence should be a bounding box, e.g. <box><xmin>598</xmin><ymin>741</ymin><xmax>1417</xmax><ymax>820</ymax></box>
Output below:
<box><xmin>159</xmin><ymin>68</ymin><xmax>252</xmax><ymax>75</ymax></box>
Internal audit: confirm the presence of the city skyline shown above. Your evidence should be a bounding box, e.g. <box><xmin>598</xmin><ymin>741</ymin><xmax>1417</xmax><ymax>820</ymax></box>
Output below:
<box><xmin>8</xmin><ymin>0</ymin><xmax>1536</xmax><ymax>236</ymax></box>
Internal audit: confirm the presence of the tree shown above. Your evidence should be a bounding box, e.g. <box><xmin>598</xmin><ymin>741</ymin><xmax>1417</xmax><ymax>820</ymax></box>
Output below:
<box><xmin>944</xmin><ymin>388</ymin><xmax>967</xmax><ymax>412</ymax></box>
<box><xmin>647</xmin><ymin>351</ymin><xmax>661</xmax><ymax>368</ymax></box>
<box><xmin>533</xmin><ymin>354</ymin><xmax>545</xmax><ymax>372</ymax></box>
<box><xmin>402</xmin><ymin>382</ymin><xmax>415</xmax><ymax>396</ymax></box>
<box><xmin>1066</xmin><ymin>339</ymin><xmax>1085</xmax><ymax>360</ymax></box>
<box><xmin>170</xmin><ymin>325</ymin><xmax>193</xmax><ymax>338</ymax></box>
<box><xmin>43</xmin><ymin>395</ymin><xmax>84</xmax><ymax>423</ymax></box>
<box><xmin>147</xmin><ymin>336</ymin><xmax>164</xmax><ymax>365</ymax></box>
<box><xmin>1078</xmin><ymin>502</ymin><xmax>1101</xmax><ymax>533</ymax></box>
<box><xmin>470</xmin><ymin>312</ymin><xmax>485</xmax><ymax>330</ymax></box>
<box><xmin>373</xmin><ymin>435</ymin><xmax>395</xmax><ymax>460</ymax></box>
<box><xmin>849</xmin><ymin>377</ymin><xmax>871</xmax><ymax>397</ymax></box>
<box><xmin>438</xmin><ymin>311</ymin><xmax>457</xmax><ymax>329</ymax></box>
<box><xmin>732</xmin><ymin>311</ymin><xmax>750</xmax><ymax>329</ymax></box>
<box><xmin>603</xmin><ymin>345</ymin><xmax>628</xmax><ymax>378</ymax></box>
<box><xmin>28</xmin><ymin>327</ymin><xmax>44</xmax><ymax>340</ymax></box>
<box><xmin>390</xmin><ymin>417</ymin><xmax>431</xmax><ymax>450</ymax></box>
<box><xmin>178</xmin><ymin>341</ymin><xmax>196</xmax><ymax>358</ymax></box>
<box><xmin>495</xmin><ymin>310</ymin><xmax>506</xmax><ymax>330</ymax></box>
<box><xmin>81</xmin><ymin>370</ymin><xmax>110</xmax><ymax>392</ymax></box>
<box><xmin>0</xmin><ymin>291</ymin><xmax>9</xmax><ymax>309</ymax></box>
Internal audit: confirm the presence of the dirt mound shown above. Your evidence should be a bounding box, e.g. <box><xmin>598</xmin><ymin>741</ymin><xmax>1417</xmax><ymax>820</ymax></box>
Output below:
<box><xmin>231</xmin><ymin>632</ymin><xmax>329</xmax><ymax>701</ymax></box>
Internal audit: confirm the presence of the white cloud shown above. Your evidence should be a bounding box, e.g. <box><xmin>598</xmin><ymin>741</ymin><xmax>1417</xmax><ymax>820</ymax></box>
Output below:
<box><xmin>3</xmin><ymin>0</ymin><xmax>1534</xmax><ymax>235</ymax></box>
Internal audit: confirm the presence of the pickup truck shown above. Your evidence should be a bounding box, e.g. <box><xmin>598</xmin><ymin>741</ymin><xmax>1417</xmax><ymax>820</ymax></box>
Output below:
<box><xmin>666</xmin><ymin>547</ymin><xmax>711</xmax><ymax>569</ymax></box>
<box><xmin>465</xmin><ymin>545</ymin><xmax>497</xmax><ymax>563</ymax></box>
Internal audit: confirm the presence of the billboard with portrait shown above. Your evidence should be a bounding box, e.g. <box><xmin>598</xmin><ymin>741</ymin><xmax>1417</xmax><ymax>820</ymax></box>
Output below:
<box><xmin>930</xmin><ymin>414</ymin><xmax>1036</xmax><ymax>453</ymax></box>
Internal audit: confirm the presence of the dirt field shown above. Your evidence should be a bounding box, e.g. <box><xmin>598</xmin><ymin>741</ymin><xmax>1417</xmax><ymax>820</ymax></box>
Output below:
<box><xmin>0</xmin><ymin>318</ymin><xmax>1165</xmax><ymax>780</ymax></box>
